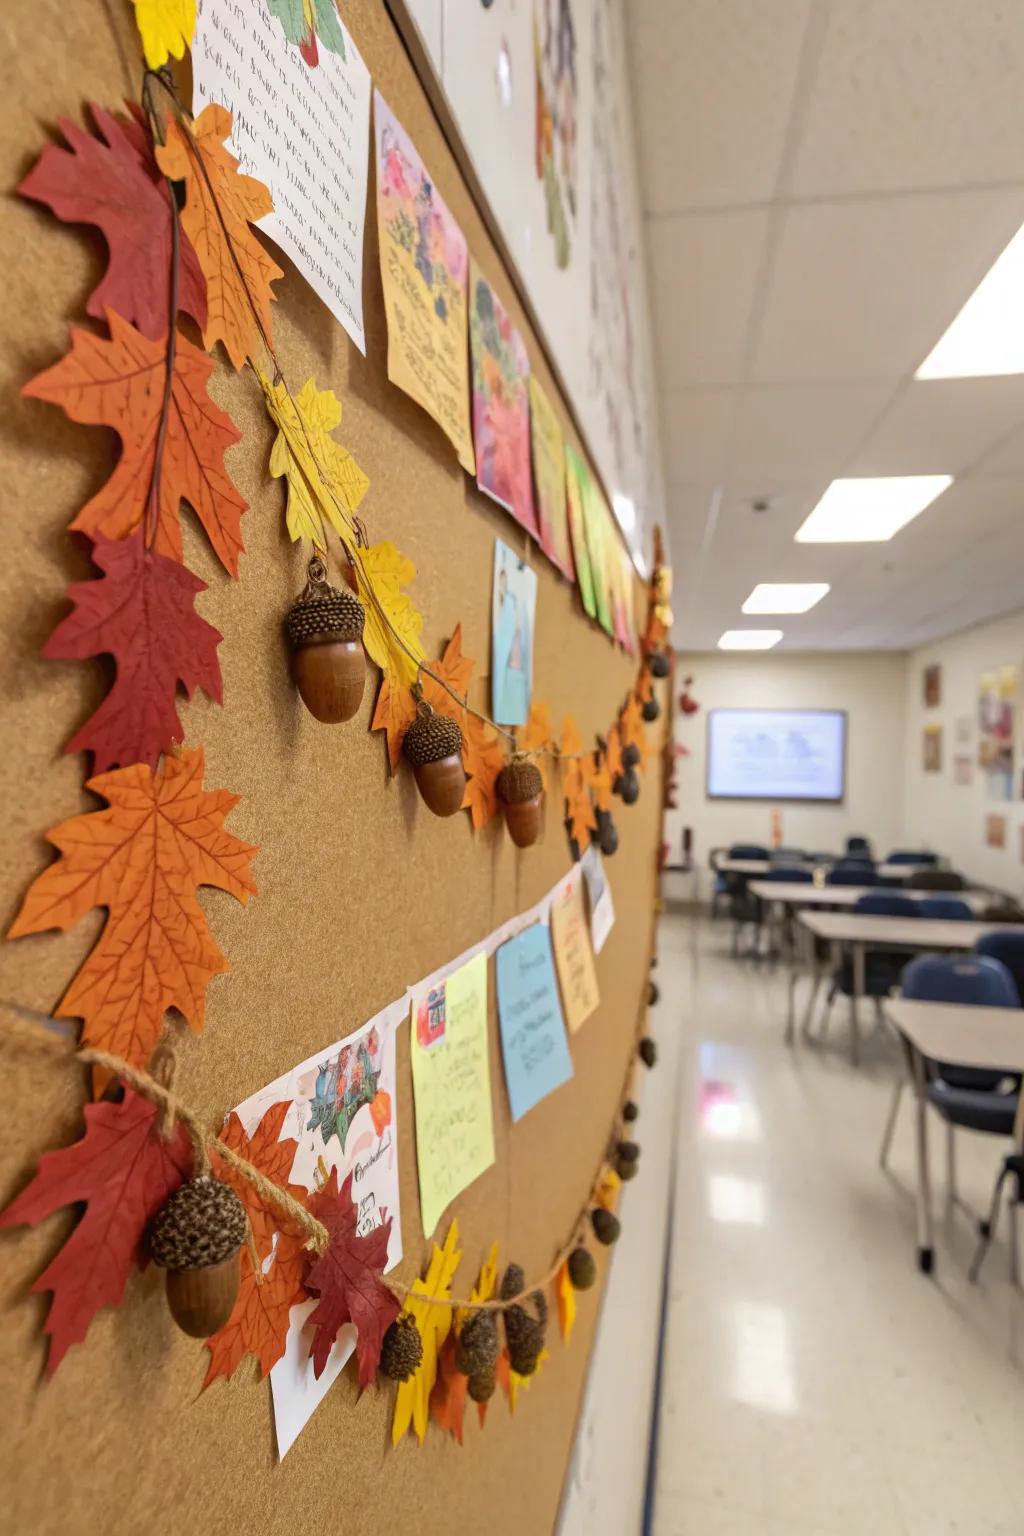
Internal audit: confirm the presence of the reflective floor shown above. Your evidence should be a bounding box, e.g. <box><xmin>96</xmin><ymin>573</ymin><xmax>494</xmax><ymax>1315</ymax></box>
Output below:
<box><xmin>652</xmin><ymin>912</ymin><xmax>1024</xmax><ymax>1536</ymax></box>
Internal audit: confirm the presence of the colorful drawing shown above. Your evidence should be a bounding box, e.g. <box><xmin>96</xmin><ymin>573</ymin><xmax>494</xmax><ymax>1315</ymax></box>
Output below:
<box><xmin>565</xmin><ymin>443</ymin><xmax>596</xmax><ymax>618</ymax></box>
<box><xmin>305</xmin><ymin>1025</ymin><xmax>386</xmax><ymax>1153</ymax></box>
<box><xmin>922</xmin><ymin>724</ymin><xmax>942</xmax><ymax>773</ymax></box>
<box><xmin>266</xmin><ymin>0</ymin><xmax>346</xmax><ymax>67</ymax></box>
<box><xmin>528</xmin><ymin>375</ymin><xmax>574</xmax><ymax>579</ymax></box>
<box><xmin>492</xmin><ymin>538</ymin><xmax>538</xmax><ymax>726</ymax></box>
<box><xmin>985</xmin><ymin>813</ymin><xmax>1007</xmax><ymax>850</ymax></box>
<box><xmin>374</xmin><ymin>91</ymin><xmax>475</xmax><ymax>471</ymax></box>
<box><xmin>977</xmin><ymin>665</ymin><xmax>1017</xmax><ymax>802</ymax></box>
<box><xmin>416</xmin><ymin>984</ymin><xmax>448</xmax><ymax>1051</ymax></box>
<box><xmin>534</xmin><ymin>0</ymin><xmax>578</xmax><ymax>269</ymax></box>
<box><xmin>470</xmin><ymin>262</ymin><xmax>538</xmax><ymax>534</ymax></box>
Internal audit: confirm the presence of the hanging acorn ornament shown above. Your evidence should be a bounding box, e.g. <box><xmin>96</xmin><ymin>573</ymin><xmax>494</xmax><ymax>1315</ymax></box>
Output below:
<box><xmin>379</xmin><ymin>1314</ymin><xmax>424</xmax><ymax>1381</ymax></box>
<box><xmin>621</xmin><ymin>743</ymin><xmax>641</xmax><ymax>770</ymax></box>
<box><xmin>592</xmin><ymin>806</ymin><xmax>619</xmax><ymax>857</ymax></box>
<box><xmin>564</xmin><ymin>817</ymin><xmax>581</xmax><ymax>863</ymax></box>
<box><xmin>285</xmin><ymin>555</ymin><xmax>366</xmax><ymax>723</ymax></box>
<box><xmin>613</xmin><ymin>767</ymin><xmax>640</xmax><ymax>805</ymax></box>
<box><xmin>622</xmin><ymin>1099</ymin><xmax>639</xmax><ymax>1123</ymax></box>
<box><xmin>638</xmin><ymin>1036</ymin><xmax>658</xmax><ymax>1069</ymax></box>
<box><xmin>149</xmin><ymin>1176</ymin><xmax>248</xmax><ymax>1338</ymax></box>
<box><xmin>649</xmin><ymin>979</ymin><xmax>660</xmax><ymax>1006</ymax></box>
<box><xmin>591</xmin><ymin>1208</ymin><xmax>621</xmax><ymax>1246</ymax></box>
<box><xmin>456</xmin><ymin>1308</ymin><xmax>501</xmax><ymax>1402</ymax></box>
<box><xmin>500</xmin><ymin>1263</ymin><xmax>548</xmax><ymax>1377</ymax></box>
<box><xmin>402</xmin><ymin>697</ymin><xmax>466</xmax><ymax>816</ymax></box>
<box><xmin>642</xmin><ymin>694</ymin><xmax>661</xmax><ymax>723</ymax></box>
<box><xmin>648</xmin><ymin>650</ymin><xmax>670</xmax><ymax>679</ymax></box>
<box><xmin>567</xmin><ymin>1246</ymin><xmax>597</xmax><ymax>1290</ymax></box>
<box><xmin>496</xmin><ymin>756</ymin><xmax>544</xmax><ymax>847</ymax></box>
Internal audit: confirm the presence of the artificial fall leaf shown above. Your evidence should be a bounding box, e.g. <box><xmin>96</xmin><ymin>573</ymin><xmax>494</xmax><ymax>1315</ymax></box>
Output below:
<box><xmin>421</xmin><ymin>626</ymin><xmax>475</xmax><ymax>727</ymax></box>
<box><xmin>520</xmin><ymin>700</ymin><xmax>553</xmax><ymax>790</ymax></box>
<box><xmin>203</xmin><ymin>1229</ymin><xmax>308</xmax><ymax>1387</ymax></box>
<box><xmin>305</xmin><ymin>1169</ymin><xmax>398</xmax><ymax>1385</ymax></box>
<box><xmin>8</xmin><ymin>748</ymin><xmax>258</xmax><ymax>1070</ymax></box>
<box><xmin>431</xmin><ymin>1242</ymin><xmax>500</xmax><ymax>1442</ymax></box>
<box><xmin>392</xmin><ymin>1220</ymin><xmax>462</xmax><ymax>1447</ymax></box>
<box><xmin>156</xmin><ymin>105</ymin><xmax>284</xmax><ymax>369</ymax></box>
<box><xmin>43</xmin><ymin>530</ymin><xmax>223</xmax><ymax>773</ymax></box>
<box><xmin>19</xmin><ymin>103</ymin><xmax>207</xmax><ymax>341</ymax></box>
<box><xmin>564</xmin><ymin>759</ymin><xmax>597</xmax><ymax>846</ymax></box>
<box><xmin>131</xmin><ymin>0</ymin><xmax>196</xmax><ymax>67</ymax></box>
<box><xmin>591</xmin><ymin>756</ymin><xmax>613</xmax><ymax>814</ymax></box>
<box><xmin>559</xmin><ymin>715</ymin><xmax>583</xmax><ymax>760</ymax></box>
<box><xmin>214</xmin><ymin>1101</ymin><xmax>305</xmax><ymax>1261</ymax></box>
<box><xmin>23</xmin><ymin>309</ymin><xmax>248</xmax><ymax>575</ymax></box>
<box><xmin>620</xmin><ymin>694</ymin><xmax>644</xmax><ymax>753</ymax></box>
<box><xmin>594</xmin><ymin>1166</ymin><xmax>621</xmax><ymax>1212</ymax></box>
<box><xmin>371</xmin><ymin>667</ymin><xmax>418</xmax><ymax>776</ymax></box>
<box><xmin>0</xmin><ymin>1089</ymin><xmax>191</xmax><ymax>1375</ymax></box>
<box><xmin>461</xmin><ymin>714</ymin><xmax>506</xmax><ymax>830</ymax></box>
<box><xmin>556</xmin><ymin>1260</ymin><xmax>577</xmax><ymax>1344</ymax></box>
<box><xmin>636</xmin><ymin>667</ymin><xmax>654</xmax><ymax>705</ymax></box>
<box><xmin>503</xmin><ymin>1346</ymin><xmax>550</xmax><ymax>1413</ymax></box>
<box><xmin>605</xmin><ymin>723</ymin><xmax>624</xmax><ymax>781</ymax></box>
<box><xmin>260</xmin><ymin>372</ymin><xmax>370</xmax><ymax>546</ymax></box>
<box><xmin>351</xmin><ymin>540</ymin><xmax>424</xmax><ymax>690</ymax></box>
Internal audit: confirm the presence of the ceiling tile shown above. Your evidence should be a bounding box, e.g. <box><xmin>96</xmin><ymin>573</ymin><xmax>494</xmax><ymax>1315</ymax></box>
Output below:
<box><xmin>731</xmin><ymin>381</ymin><xmax>894</xmax><ymax>480</ymax></box>
<box><xmin>972</xmin><ymin>422</ymin><xmax>1024</xmax><ymax>478</ymax></box>
<box><xmin>750</xmin><ymin>190</ymin><xmax>1024</xmax><ymax>383</ymax></box>
<box><xmin>647</xmin><ymin>210</ymin><xmax>770</xmax><ymax>386</ymax></box>
<box><xmin>790</xmin><ymin>0</ymin><xmax>1024</xmax><ymax>198</ymax></box>
<box><xmin>628</xmin><ymin>0</ymin><xmax>813</xmax><ymax>214</ymax></box>
<box><xmin>847</xmin><ymin>377</ymin><xmax>1024</xmax><ymax>475</ymax></box>
<box><xmin>660</xmin><ymin>389</ymin><xmax>734</xmax><ymax>481</ymax></box>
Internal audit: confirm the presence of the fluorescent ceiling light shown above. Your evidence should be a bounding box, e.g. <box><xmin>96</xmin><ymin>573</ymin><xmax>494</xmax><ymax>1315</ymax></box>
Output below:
<box><xmin>742</xmin><ymin>582</ymin><xmax>830</xmax><ymax>614</ymax></box>
<box><xmin>917</xmin><ymin>221</ymin><xmax>1024</xmax><ymax>378</ymax></box>
<box><xmin>794</xmin><ymin>476</ymin><xmax>952</xmax><ymax>543</ymax></box>
<box><xmin>718</xmin><ymin>630</ymin><xmax>783</xmax><ymax>650</ymax></box>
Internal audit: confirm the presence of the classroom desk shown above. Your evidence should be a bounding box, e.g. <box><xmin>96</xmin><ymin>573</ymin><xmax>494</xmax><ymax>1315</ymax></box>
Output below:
<box><xmin>793</xmin><ymin>911</ymin><xmax>1023</xmax><ymax>1066</ymax></box>
<box><xmin>749</xmin><ymin>882</ymin><xmax>991</xmax><ymax>914</ymax></box>
<box><xmin>884</xmin><ymin>999</ymin><xmax>1024</xmax><ymax>1275</ymax></box>
<box><xmin>717</xmin><ymin>857</ymin><xmax>942</xmax><ymax>881</ymax></box>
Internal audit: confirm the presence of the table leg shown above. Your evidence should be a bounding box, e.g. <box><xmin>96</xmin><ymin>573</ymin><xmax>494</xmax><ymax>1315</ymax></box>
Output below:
<box><xmin>850</xmin><ymin>941</ymin><xmax>864</xmax><ymax>1067</ymax></box>
<box><xmin>909</xmin><ymin>1043</ymin><xmax>934</xmax><ymax>1274</ymax></box>
<box><xmin>785</xmin><ymin>909</ymin><xmax>800</xmax><ymax>1045</ymax></box>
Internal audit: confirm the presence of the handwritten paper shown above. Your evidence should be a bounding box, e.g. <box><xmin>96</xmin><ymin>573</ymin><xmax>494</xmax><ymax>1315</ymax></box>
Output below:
<box><xmin>529</xmin><ymin>375</ymin><xmax>574</xmax><ymax>580</ymax></box>
<box><xmin>582</xmin><ymin>472</ymin><xmax>614</xmax><ymax>636</ymax></box>
<box><xmin>410</xmin><ymin>952</ymin><xmax>495</xmax><ymax>1237</ymax></box>
<box><xmin>229</xmin><ymin>997</ymin><xmax>406</xmax><ymax>1458</ymax></box>
<box><xmin>375</xmin><ymin>91</ymin><xmax>475</xmax><ymax>471</ymax></box>
<box><xmin>495</xmin><ymin>923</ymin><xmax>574</xmax><ymax>1120</ymax></box>
<box><xmin>192</xmin><ymin>0</ymin><xmax>372</xmax><ymax>354</ymax></box>
<box><xmin>550</xmin><ymin>866</ymin><xmax>600</xmax><ymax>1032</ymax></box>
<box><xmin>581</xmin><ymin>844</ymin><xmax>615</xmax><ymax>953</ymax></box>
<box><xmin>565</xmin><ymin>444</ymin><xmax>596</xmax><ymax>619</ymax></box>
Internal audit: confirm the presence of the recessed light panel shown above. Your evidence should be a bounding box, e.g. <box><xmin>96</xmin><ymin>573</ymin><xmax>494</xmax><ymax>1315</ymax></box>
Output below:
<box><xmin>917</xmin><ymin>222</ymin><xmax>1024</xmax><ymax>379</ymax></box>
<box><xmin>718</xmin><ymin>630</ymin><xmax>783</xmax><ymax>650</ymax></box>
<box><xmin>742</xmin><ymin>583</ymin><xmax>830</xmax><ymax>614</ymax></box>
<box><xmin>794</xmin><ymin>476</ymin><xmax>951</xmax><ymax>543</ymax></box>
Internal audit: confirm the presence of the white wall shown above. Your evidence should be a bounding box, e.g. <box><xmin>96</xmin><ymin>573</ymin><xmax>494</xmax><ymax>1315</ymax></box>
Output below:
<box><xmin>665</xmin><ymin>651</ymin><xmax>909</xmax><ymax>895</ymax></box>
<box><xmin>903</xmin><ymin>608</ymin><xmax>1024</xmax><ymax>899</ymax></box>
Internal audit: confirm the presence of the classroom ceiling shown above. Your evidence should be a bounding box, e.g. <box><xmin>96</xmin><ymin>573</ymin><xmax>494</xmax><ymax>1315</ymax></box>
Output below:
<box><xmin>626</xmin><ymin>0</ymin><xmax>1024</xmax><ymax>652</ymax></box>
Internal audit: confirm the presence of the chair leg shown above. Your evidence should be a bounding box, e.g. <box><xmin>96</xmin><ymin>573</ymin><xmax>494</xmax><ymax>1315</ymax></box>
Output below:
<box><xmin>945</xmin><ymin>1122</ymin><xmax>957</xmax><ymax>1217</ymax></box>
<box><xmin>879</xmin><ymin>1079</ymin><xmax>903</xmax><ymax>1170</ymax></box>
<box><xmin>1009</xmin><ymin>1190</ymin><xmax>1020</xmax><ymax>1288</ymax></box>
<box><xmin>969</xmin><ymin>1162</ymin><xmax>1012</xmax><ymax>1283</ymax></box>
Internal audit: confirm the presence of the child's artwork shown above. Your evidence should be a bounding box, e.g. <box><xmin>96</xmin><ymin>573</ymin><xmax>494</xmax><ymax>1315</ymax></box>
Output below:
<box><xmin>410</xmin><ymin>951</ymin><xmax>495</xmax><ymax>1237</ymax></box>
<box><xmin>374</xmin><ymin>91</ymin><xmax>475</xmax><ymax>471</ymax></box>
<box><xmin>954</xmin><ymin>754</ymin><xmax>973</xmax><ymax>787</ymax></box>
<box><xmin>469</xmin><ymin>261</ymin><xmax>538</xmax><ymax>535</ymax></box>
<box><xmin>528</xmin><ymin>375</ymin><xmax>574</xmax><ymax>579</ymax></box>
<box><xmin>610</xmin><ymin>542</ymin><xmax>637</xmax><ymax>652</ymax></box>
<box><xmin>581</xmin><ymin>844</ymin><xmax>615</xmax><ymax>953</ymax></box>
<box><xmin>565</xmin><ymin>443</ymin><xmax>596</xmax><ymax>618</ymax></box>
<box><xmin>550</xmin><ymin>865</ymin><xmax>599</xmax><ymax>1032</ymax></box>
<box><xmin>534</xmin><ymin>0</ymin><xmax>579</xmax><ymax>270</ymax></box>
<box><xmin>495</xmin><ymin>922</ymin><xmax>574</xmax><ymax>1121</ymax></box>
<box><xmin>985</xmin><ymin>813</ymin><xmax>1007</xmax><ymax>850</ymax></box>
<box><xmin>978</xmin><ymin>666</ymin><xmax>1017</xmax><ymax>802</ymax></box>
<box><xmin>492</xmin><ymin>539</ymin><xmax>538</xmax><ymax>726</ymax></box>
<box><xmin>922</xmin><ymin>725</ymin><xmax>942</xmax><ymax>773</ymax></box>
<box><xmin>227</xmin><ymin>998</ymin><xmax>406</xmax><ymax>1458</ymax></box>
<box><xmin>581</xmin><ymin>472</ymin><xmax>614</xmax><ymax>636</ymax></box>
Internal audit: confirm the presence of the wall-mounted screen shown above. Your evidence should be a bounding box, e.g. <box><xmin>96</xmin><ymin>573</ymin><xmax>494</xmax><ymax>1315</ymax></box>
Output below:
<box><xmin>707</xmin><ymin>709</ymin><xmax>847</xmax><ymax>802</ymax></box>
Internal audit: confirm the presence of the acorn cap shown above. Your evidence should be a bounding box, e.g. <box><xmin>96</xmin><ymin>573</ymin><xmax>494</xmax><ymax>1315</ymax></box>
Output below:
<box><xmin>379</xmin><ymin>1314</ymin><xmax>423</xmax><ymax>1381</ymax></box>
<box><xmin>286</xmin><ymin>580</ymin><xmax>364</xmax><ymax>648</ymax></box>
<box><xmin>567</xmin><ymin>1246</ymin><xmax>597</xmax><ymax>1291</ymax></box>
<box><xmin>456</xmin><ymin>1310</ymin><xmax>499</xmax><ymax>1376</ymax></box>
<box><xmin>149</xmin><ymin>1177</ymin><xmax>247</xmax><ymax>1271</ymax></box>
<box><xmin>496</xmin><ymin>759</ymin><xmax>543</xmax><ymax>805</ymax></box>
<box><xmin>591</xmin><ymin>1208</ymin><xmax>621</xmax><ymax>1246</ymax></box>
<box><xmin>622</xmin><ymin>1099</ymin><xmax>639</xmax><ymax>1123</ymax></box>
<box><xmin>617</xmin><ymin>1140</ymin><xmax>640</xmax><ymax>1163</ymax></box>
<box><xmin>402</xmin><ymin>708</ymin><xmax>463</xmax><ymax>765</ymax></box>
<box><xmin>638</xmin><ymin>1036</ymin><xmax>658</xmax><ymax>1069</ymax></box>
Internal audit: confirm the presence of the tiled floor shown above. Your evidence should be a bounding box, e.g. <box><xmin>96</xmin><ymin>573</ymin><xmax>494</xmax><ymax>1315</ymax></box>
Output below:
<box><xmin>652</xmin><ymin>912</ymin><xmax>1024</xmax><ymax>1536</ymax></box>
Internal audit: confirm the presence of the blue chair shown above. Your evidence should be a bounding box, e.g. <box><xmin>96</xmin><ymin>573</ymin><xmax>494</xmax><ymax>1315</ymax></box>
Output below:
<box><xmin>820</xmin><ymin>894</ymin><xmax>915</xmax><ymax>1040</ymax></box>
<box><xmin>846</xmin><ymin>835</ymin><xmax>872</xmax><ymax>856</ymax></box>
<box><xmin>763</xmin><ymin>867</ymin><xmax>813</xmax><ymax>883</ymax></box>
<box><xmin>827</xmin><ymin>866</ymin><xmax>881</xmax><ymax>887</ymax></box>
<box><xmin>887</xmin><ymin>850</ymin><xmax>939</xmax><ymax>866</ymax></box>
<box><xmin>974</xmin><ymin>931</ymin><xmax>1024</xmax><ymax>1002</ymax></box>
<box><xmin>854</xmin><ymin>894</ymin><xmax>918</xmax><ymax>917</ymax></box>
<box><xmin>916</xmin><ymin>897</ymin><xmax>972</xmax><ymax>921</ymax></box>
<box><xmin>728</xmin><ymin>844</ymin><xmax>769</xmax><ymax>860</ymax></box>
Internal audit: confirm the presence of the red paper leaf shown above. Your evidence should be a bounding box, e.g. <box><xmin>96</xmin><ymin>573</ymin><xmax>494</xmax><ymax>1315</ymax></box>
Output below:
<box><xmin>23</xmin><ymin>309</ymin><xmax>248</xmax><ymax>575</ymax></box>
<box><xmin>304</xmin><ymin>1169</ymin><xmax>399</xmax><ymax>1386</ymax></box>
<box><xmin>19</xmin><ymin>102</ymin><xmax>207</xmax><ymax>341</ymax></box>
<box><xmin>0</xmin><ymin>1089</ymin><xmax>191</xmax><ymax>1375</ymax></box>
<box><xmin>43</xmin><ymin>530</ymin><xmax>223</xmax><ymax>772</ymax></box>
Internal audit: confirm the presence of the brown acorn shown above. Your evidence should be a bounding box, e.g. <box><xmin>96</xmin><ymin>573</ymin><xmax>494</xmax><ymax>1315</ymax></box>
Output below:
<box><xmin>567</xmin><ymin>1246</ymin><xmax>597</xmax><ymax>1291</ymax></box>
<box><xmin>286</xmin><ymin>558</ymin><xmax>366</xmax><ymax>724</ymax></box>
<box><xmin>402</xmin><ymin>703</ymin><xmax>466</xmax><ymax>816</ymax></box>
<box><xmin>649</xmin><ymin>980</ymin><xmax>660</xmax><ymax>1006</ymax></box>
<box><xmin>496</xmin><ymin>758</ymin><xmax>544</xmax><ymax>848</ymax></box>
<box><xmin>614</xmin><ymin>768</ymin><xmax>640</xmax><ymax>805</ymax></box>
<box><xmin>616</xmin><ymin>1153</ymin><xmax>640</xmax><ymax>1182</ymax></box>
<box><xmin>642</xmin><ymin>695</ymin><xmax>661</xmax><ymax>723</ymax></box>
<box><xmin>648</xmin><ymin>651</ymin><xmax>670</xmax><ymax>678</ymax></box>
<box><xmin>379</xmin><ymin>1314</ymin><xmax>423</xmax><ymax>1381</ymax></box>
<box><xmin>621</xmin><ymin>742</ymin><xmax>641</xmax><ymax>770</ymax></box>
<box><xmin>622</xmin><ymin>1099</ymin><xmax>639</xmax><ymax>1123</ymax></box>
<box><xmin>467</xmin><ymin>1359</ymin><xmax>498</xmax><ymax>1403</ymax></box>
<box><xmin>593</xmin><ymin>806</ymin><xmax>618</xmax><ymax>857</ymax></box>
<box><xmin>617</xmin><ymin>1140</ymin><xmax>640</xmax><ymax>1164</ymax></box>
<box><xmin>456</xmin><ymin>1310</ymin><xmax>500</xmax><ymax>1377</ymax></box>
<box><xmin>638</xmin><ymin>1036</ymin><xmax>657</xmax><ymax>1069</ymax></box>
<box><xmin>149</xmin><ymin>1176</ymin><xmax>247</xmax><ymax>1337</ymax></box>
<box><xmin>591</xmin><ymin>1208</ymin><xmax>621</xmax><ymax>1246</ymax></box>
<box><xmin>500</xmin><ymin>1263</ymin><xmax>548</xmax><ymax>1377</ymax></box>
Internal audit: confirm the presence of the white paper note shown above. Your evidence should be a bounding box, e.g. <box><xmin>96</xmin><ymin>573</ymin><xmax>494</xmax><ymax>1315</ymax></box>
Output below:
<box><xmin>192</xmin><ymin>0</ymin><xmax>371</xmax><ymax>353</ymax></box>
<box><xmin>581</xmin><ymin>844</ymin><xmax>615</xmax><ymax>953</ymax></box>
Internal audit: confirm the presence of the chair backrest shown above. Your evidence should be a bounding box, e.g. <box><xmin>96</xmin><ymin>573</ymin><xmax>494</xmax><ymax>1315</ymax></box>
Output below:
<box><xmin>980</xmin><ymin>900</ymin><xmax>1024</xmax><ymax>924</ymax></box>
<box><xmin>845</xmin><ymin>835</ymin><xmax>871</xmax><ymax>855</ymax></box>
<box><xmin>827</xmin><ymin>867</ymin><xmax>881</xmax><ymax>886</ymax></box>
<box><xmin>917</xmin><ymin>897</ymin><xmax>972</xmax><ymax>921</ymax></box>
<box><xmin>770</xmin><ymin>847</ymin><xmax>806</xmax><ymax>864</ymax></box>
<box><xmin>974</xmin><ymin>932</ymin><xmax>1024</xmax><ymax>1003</ymax></box>
<box><xmin>854</xmin><ymin>893</ymin><xmax>918</xmax><ymax>917</ymax></box>
<box><xmin>763</xmin><ymin>867</ymin><xmax>813</xmax><ymax>883</ymax></box>
<box><xmin>728</xmin><ymin>844</ymin><xmax>769</xmax><ymax>860</ymax></box>
<box><xmin>901</xmin><ymin>954</ymin><xmax>1019</xmax><ymax>1007</ymax></box>
<box><xmin>907</xmin><ymin>869</ymin><xmax>966</xmax><ymax>891</ymax></box>
<box><xmin>886</xmin><ymin>850</ymin><xmax>938</xmax><ymax>866</ymax></box>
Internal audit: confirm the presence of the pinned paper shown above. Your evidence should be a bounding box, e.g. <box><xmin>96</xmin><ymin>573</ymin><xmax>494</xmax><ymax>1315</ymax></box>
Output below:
<box><xmin>581</xmin><ymin>844</ymin><xmax>615</xmax><ymax>953</ymax></box>
<box><xmin>492</xmin><ymin>538</ymin><xmax>537</xmax><ymax>727</ymax></box>
<box><xmin>581</xmin><ymin>472</ymin><xmax>614</xmax><ymax>636</ymax></box>
<box><xmin>565</xmin><ymin>444</ymin><xmax>596</xmax><ymax>618</ymax></box>
<box><xmin>550</xmin><ymin>866</ymin><xmax>600</xmax><ymax>1033</ymax></box>
<box><xmin>191</xmin><ymin>0</ymin><xmax>371</xmax><ymax>354</ymax></box>
<box><xmin>470</xmin><ymin>261</ymin><xmax>538</xmax><ymax>535</ymax></box>
<box><xmin>528</xmin><ymin>376</ymin><xmax>574</xmax><ymax>579</ymax></box>
<box><xmin>375</xmin><ymin>91</ymin><xmax>475</xmax><ymax>471</ymax></box>
<box><xmin>411</xmin><ymin>952</ymin><xmax>495</xmax><ymax>1237</ymax></box>
<box><xmin>495</xmin><ymin>923</ymin><xmax>574</xmax><ymax>1121</ymax></box>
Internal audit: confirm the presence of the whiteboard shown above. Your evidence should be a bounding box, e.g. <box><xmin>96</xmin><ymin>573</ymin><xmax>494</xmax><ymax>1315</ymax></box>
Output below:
<box><xmin>392</xmin><ymin>0</ymin><xmax>664</xmax><ymax>574</ymax></box>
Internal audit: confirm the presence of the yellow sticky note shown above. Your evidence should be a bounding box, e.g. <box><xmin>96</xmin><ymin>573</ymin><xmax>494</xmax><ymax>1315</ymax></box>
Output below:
<box><xmin>550</xmin><ymin>868</ymin><xmax>600</xmax><ymax>1033</ymax></box>
<box><xmin>411</xmin><ymin>952</ymin><xmax>495</xmax><ymax>1237</ymax></box>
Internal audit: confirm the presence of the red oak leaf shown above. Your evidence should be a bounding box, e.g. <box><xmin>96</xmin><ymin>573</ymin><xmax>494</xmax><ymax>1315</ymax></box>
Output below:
<box><xmin>19</xmin><ymin>102</ymin><xmax>207</xmax><ymax>341</ymax></box>
<box><xmin>23</xmin><ymin>309</ymin><xmax>248</xmax><ymax>575</ymax></box>
<box><xmin>0</xmin><ymin>1089</ymin><xmax>192</xmax><ymax>1375</ymax></box>
<box><xmin>304</xmin><ymin>1169</ymin><xmax>398</xmax><ymax>1386</ymax></box>
<box><xmin>202</xmin><ymin>1228</ymin><xmax>309</xmax><ymax>1387</ymax></box>
<box><xmin>43</xmin><ymin>530</ymin><xmax>223</xmax><ymax>772</ymax></box>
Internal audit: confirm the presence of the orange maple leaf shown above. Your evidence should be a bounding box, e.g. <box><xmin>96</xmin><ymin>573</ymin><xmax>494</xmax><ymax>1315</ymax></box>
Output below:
<box><xmin>520</xmin><ymin>701</ymin><xmax>553</xmax><ymax>789</ymax></box>
<box><xmin>591</xmin><ymin>757</ymin><xmax>613</xmax><ymax>813</ymax></box>
<box><xmin>605</xmin><ymin>723</ymin><xmax>624</xmax><ymax>781</ymax></box>
<box><xmin>23</xmin><ymin>310</ymin><xmax>248</xmax><ymax>575</ymax></box>
<box><xmin>462</xmin><ymin>714</ymin><xmax>506</xmax><ymax>830</ymax></box>
<box><xmin>429</xmin><ymin>1331</ymin><xmax>470</xmax><ymax>1445</ymax></box>
<box><xmin>8</xmin><ymin>748</ymin><xmax>257</xmax><ymax>1070</ymax></box>
<box><xmin>214</xmin><ymin>1101</ymin><xmax>306</xmax><ymax>1260</ymax></box>
<box><xmin>564</xmin><ymin>759</ymin><xmax>597</xmax><ymax>845</ymax></box>
<box><xmin>620</xmin><ymin>695</ymin><xmax>651</xmax><ymax>771</ymax></box>
<box><xmin>156</xmin><ymin>104</ymin><xmax>284</xmax><ymax>370</ymax></box>
<box><xmin>203</xmin><ymin>1228</ymin><xmax>308</xmax><ymax>1387</ymax></box>
<box><xmin>559</xmin><ymin>715</ymin><xmax>583</xmax><ymax>759</ymax></box>
<box><xmin>421</xmin><ymin>625</ymin><xmax>475</xmax><ymax>727</ymax></box>
<box><xmin>371</xmin><ymin>668</ymin><xmax>418</xmax><ymax>776</ymax></box>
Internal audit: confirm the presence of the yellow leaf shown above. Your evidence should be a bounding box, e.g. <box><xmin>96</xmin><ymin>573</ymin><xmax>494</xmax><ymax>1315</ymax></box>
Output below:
<box><xmin>508</xmin><ymin>1347</ymin><xmax>549</xmax><ymax>1413</ymax></box>
<box><xmin>130</xmin><ymin>0</ymin><xmax>195</xmax><ymax>68</ymax></box>
<box><xmin>392</xmin><ymin>1221</ymin><xmax>462</xmax><ymax>1446</ymax></box>
<box><xmin>457</xmin><ymin>1241</ymin><xmax>499</xmax><ymax>1332</ymax></box>
<box><xmin>594</xmin><ymin>1166</ymin><xmax>621</xmax><ymax>1211</ymax></box>
<box><xmin>259</xmin><ymin>372</ymin><xmax>370</xmax><ymax>546</ymax></box>
<box><xmin>352</xmin><ymin>540</ymin><xmax>425</xmax><ymax>689</ymax></box>
<box><xmin>556</xmin><ymin>1262</ymin><xmax>576</xmax><ymax>1345</ymax></box>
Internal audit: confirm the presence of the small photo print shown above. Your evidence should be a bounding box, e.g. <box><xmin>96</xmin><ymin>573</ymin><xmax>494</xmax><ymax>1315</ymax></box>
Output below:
<box><xmin>985</xmin><ymin>813</ymin><xmax>1007</xmax><ymax>851</ymax></box>
<box><xmin>492</xmin><ymin>538</ymin><xmax>538</xmax><ymax>726</ymax></box>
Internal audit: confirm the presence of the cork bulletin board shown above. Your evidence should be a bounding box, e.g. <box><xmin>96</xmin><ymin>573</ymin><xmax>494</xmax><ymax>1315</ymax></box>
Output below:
<box><xmin>0</xmin><ymin>3</ymin><xmax>667</xmax><ymax>1534</ymax></box>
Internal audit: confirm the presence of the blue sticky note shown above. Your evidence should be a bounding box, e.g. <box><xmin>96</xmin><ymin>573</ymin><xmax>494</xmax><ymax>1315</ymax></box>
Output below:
<box><xmin>495</xmin><ymin>923</ymin><xmax>574</xmax><ymax>1121</ymax></box>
